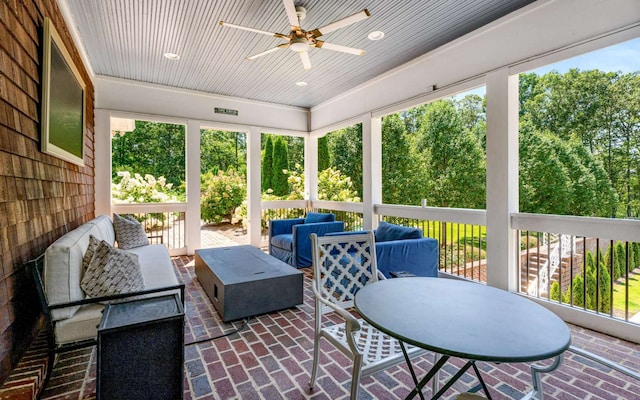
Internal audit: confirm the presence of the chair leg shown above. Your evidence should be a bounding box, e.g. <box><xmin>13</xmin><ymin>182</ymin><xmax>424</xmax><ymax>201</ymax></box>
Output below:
<box><xmin>309</xmin><ymin>299</ymin><xmax>325</xmax><ymax>390</ymax></box>
<box><xmin>308</xmin><ymin>334</ymin><xmax>321</xmax><ymax>389</ymax></box>
<box><xmin>350</xmin><ymin>355</ymin><xmax>363</xmax><ymax>400</ymax></box>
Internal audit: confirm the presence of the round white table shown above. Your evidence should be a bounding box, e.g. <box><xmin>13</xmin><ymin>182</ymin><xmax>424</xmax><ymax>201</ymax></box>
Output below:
<box><xmin>354</xmin><ymin>277</ymin><xmax>572</xmax><ymax>400</ymax></box>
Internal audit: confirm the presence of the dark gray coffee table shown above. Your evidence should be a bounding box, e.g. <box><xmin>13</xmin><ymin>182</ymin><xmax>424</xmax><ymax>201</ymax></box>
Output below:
<box><xmin>195</xmin><ymin>245</ymin><xmax>303</xmax><ymax>322</ymax></box>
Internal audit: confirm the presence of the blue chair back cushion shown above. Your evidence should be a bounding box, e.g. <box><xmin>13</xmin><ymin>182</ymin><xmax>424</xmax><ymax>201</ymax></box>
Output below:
<box><xmin>304</xmin><ymin>212</ymin><xmax>335</xmax><ymax>224</ymax></box>
<box><xmin>375</xmin><ymin>221</ymin><xmax>423</xmax><ymax>242</ymax></box>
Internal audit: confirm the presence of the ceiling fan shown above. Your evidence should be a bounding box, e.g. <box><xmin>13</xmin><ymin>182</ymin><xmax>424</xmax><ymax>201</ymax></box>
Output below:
<box><xmin>219</xmin><ymin>0</ymin><xmax>370</xmax><ymax>71</ymax></box>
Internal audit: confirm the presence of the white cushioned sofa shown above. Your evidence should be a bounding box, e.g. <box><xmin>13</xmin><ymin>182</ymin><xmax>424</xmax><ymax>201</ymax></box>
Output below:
<box><xmin>32</xmin><ymin>214</ymin><xmax>184</xmax><ymax>356</ymax></box>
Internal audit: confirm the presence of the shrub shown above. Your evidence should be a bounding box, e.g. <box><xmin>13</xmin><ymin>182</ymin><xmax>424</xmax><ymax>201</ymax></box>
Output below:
<box><xmin>550</xmin><ymin>281</ymin><xmax>561</xmax><ymax>302</ymax></box>
<box><xmin>201</xmin><ymin>169</ymin><xmax>246</xmax><ymax>224</ymax></box>
<box><xmin>111</xmin><ymin>171</ymin><xmax>180</xmax><ymax>229</ymax></box>
<box><xmin>112</xmin><ymin>171</ymin><xmax>179</xmax><ymax>204</ymax></box>
<box><xmin>318</xmin><ymin>167</ymin><xmax>360</xmax><ymax>202</ymax></box>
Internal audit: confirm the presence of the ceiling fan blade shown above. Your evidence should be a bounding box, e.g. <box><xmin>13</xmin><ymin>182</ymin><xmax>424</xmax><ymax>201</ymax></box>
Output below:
<box><xmin>315</xmin><ymin>41</ymin><xmax>365</xmax><ymax>56</ymax></box>
<box><xmin>219</xmin><ymin>21</ymin><xmax>288</xmax><ymax>39</ymax></box>
<box><xmin>311</xmin><ymin>9</ymin><xmax>370</xmax><ymax>37</ymax></box>
<box><xmin>282</xmin><ymin>0</ymin><xmax>300</xmax><ymax>29</ymax></box>
<box><xmin>299</xmin><ymin>52</ymin><xmax>312</xmax><ymax>71</ymax></box>
<box><xmin>246</xmin><ymin>44</ymin><xmax>289</xmax><ymax>60</ymax></box>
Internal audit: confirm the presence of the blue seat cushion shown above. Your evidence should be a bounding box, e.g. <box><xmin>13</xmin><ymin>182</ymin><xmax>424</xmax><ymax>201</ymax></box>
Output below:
<box><xmin>270</xmin><ymin>234</ymin><xmax>293</xmax><ymax>251</ymax></box>
<box><xmin>304</xmin><ymin>212</ymin><xmax>334</xmax><ymax>224</ymax></box>
<box><xmin>375</xmin><ymin>221</ymin><xmax>422</xmax><ymax>242</ymax></box>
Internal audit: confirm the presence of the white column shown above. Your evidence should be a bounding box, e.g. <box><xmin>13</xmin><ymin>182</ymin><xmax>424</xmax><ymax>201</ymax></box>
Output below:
<box><xmin>185</xmin><ymin>120</ymin><xmax>201</xmax><ymax>254</ymax></box>
<box><xmin>307</xmin><ymin>135</ymin><xmax>318</xmax><ymax>202</ymax></box>
<box><xmin>362</xmin><ymin>114</ymin><xmax>381</xmax><ymax>230</ymax></box>
<box><xmin>248</xmin><ymin>126</ymin><xmax>263</xmax><ymax>247</ymax></box>
<box><xmin>94</xmin><ymin>109</ymin><xmax>111</xmax><ymax>216</ymax></box>
<box><xmin>371</xmin><ymin>116</ymin><xmax>382</xmax><ymax>230</ymax></box>
<box><xmin>485</xmin><ymin>68</ymin><xmax>519</xmax><ymax>291</ymax></box>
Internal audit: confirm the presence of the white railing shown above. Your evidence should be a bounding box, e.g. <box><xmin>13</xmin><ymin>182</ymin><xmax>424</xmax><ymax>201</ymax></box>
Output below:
<box><xmin>111</xmin><ymin>202</ymin><xmax>188</xmax><ymax>255</ymax></box>
<box><xmin>112</xmin><ymin>200</ymin><xmax>640</xmax><ymax>341</ymax></box>
<box><xmin>512</xmin><ymin>212</ymin><xmax>640</xmax><ymax>343</ymax></box>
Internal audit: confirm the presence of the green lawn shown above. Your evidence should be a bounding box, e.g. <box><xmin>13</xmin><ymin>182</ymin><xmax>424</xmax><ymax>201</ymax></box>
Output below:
<box><xmin>613</xmin><ymin>271</ymin><xmax>640</xmax><ymax>316</ymax></box>
<box><xmin>419</xmin><ymin>221</ymin><xmax>487</xmax><ymax>248</ymax></box>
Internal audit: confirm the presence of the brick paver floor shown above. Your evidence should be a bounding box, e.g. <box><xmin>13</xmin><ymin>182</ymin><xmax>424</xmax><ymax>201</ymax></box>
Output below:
<box><xmin>40</xmin><ymin>250</ymin><xmax>640</xmax><ymax>399</ymax></box>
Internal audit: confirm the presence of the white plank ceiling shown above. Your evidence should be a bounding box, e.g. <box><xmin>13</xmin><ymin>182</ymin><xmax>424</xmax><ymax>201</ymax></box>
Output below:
<box><xmin>62</xmin><ymin>0</ymin><xmax>535</xmax><ymax>108</ymax></box>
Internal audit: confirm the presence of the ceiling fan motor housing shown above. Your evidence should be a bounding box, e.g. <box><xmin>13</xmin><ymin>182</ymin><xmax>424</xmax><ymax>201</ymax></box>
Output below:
<box><xmin>295</xmin><ymin>6</ymin><xmax>307</xmax><ymax>21</ymax></box>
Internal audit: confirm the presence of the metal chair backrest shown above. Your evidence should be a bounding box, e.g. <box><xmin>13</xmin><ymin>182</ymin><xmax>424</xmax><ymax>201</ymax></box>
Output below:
<box><xmin>310</xmin><ymin>231</ymin><xmax>378</xmax><ymax>311</ymax></box>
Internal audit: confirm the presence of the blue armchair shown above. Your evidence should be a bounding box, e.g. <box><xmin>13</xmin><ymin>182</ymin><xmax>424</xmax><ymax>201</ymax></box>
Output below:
<box><xmin>328</xmin><ymin>222</ymin><xmax>439</xmax><ymax>278</ymax></box>
<box><xmin>269</xmin><ymin>213</ymin><xmax>345</xmax><ymax>268</ymax></box>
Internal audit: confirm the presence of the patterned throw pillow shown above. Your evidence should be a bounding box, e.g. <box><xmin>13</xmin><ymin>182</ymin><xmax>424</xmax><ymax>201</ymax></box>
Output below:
<box><xmin>80</xmin><ymin>240</ymin><xmax>145</xmax><ymax>298</ymax></box>
<box><xmin>82</xmin><ymin>234</ymin><xmax>100</xmax><ymax>272</ymax></box>
<box><xmin>113</xmin><ymin>214</ymin><xmax>149</xmax><ymax>249</ymax></box>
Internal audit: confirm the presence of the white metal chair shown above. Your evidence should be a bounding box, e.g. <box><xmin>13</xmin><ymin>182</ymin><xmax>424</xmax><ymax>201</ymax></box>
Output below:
<box><xmin>308</xmin><ymin>231</ymin><xmax>426</xmax><ymax>399</ymax></box>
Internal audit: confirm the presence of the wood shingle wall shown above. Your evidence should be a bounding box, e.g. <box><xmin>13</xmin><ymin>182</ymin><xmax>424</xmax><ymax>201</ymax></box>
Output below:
<box><xmin>0</xmin><ymin>0</ymin><xmax>95</xmax><ymax>383</ymax></box>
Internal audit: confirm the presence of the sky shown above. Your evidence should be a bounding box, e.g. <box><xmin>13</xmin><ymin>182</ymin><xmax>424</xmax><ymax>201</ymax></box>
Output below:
<box><xmin>457</xmin><ymin>37</ymin><xmax>640</xmax><ymax>98</ymax></box>
<box><xmin>531</xmin><ymin>37</ymin><xmax>640</xmax><ymax>75</ymax></box>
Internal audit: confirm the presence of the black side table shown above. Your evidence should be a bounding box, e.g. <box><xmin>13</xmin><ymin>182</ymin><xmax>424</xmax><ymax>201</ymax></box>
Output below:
<box><xmin>97</xmin><ymin>294</ymin><xmax>184</xmax><ymax>400</ymax></box>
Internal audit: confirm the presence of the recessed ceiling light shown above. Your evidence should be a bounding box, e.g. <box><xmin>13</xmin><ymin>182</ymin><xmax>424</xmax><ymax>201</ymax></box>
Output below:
<box><xmin>296</xmin><ymin>81</ymin><xmax>308</xmax><ymax>87</ymax></box>
<box><xmin>163</xmin><ymin>52</ymin><xmax>181</xmax><ymax>60</ymax></box>
<box><xmin>368</xmin><ymin>31</ymin><xmax>384</xmax><ymax>41</ymax></box>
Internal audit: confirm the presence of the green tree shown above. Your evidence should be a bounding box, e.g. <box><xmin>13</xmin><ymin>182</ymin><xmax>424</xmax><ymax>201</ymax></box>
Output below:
<box><xmin>326</xmin><ymin>124</ymin><xmax>363</xmax><ymax>199</ymax></box>
<box><xmin>112</xmin><ymin>120</ymin><xmax>185</xmax><ymax>191</ymax></box>
<box><xmin>382</xmin><ymin>114</ymin><xmax>426</xmax><ymax>205</ymax></box>
<box><xmin>286</xmin><ymin>136</ymin><xmax>305</xmax><ymax>172</ymax></box>
<box><xmin>456</xmin><ymin>94</ymin><xmax>487</xmax><ymax>150</ymax></box>
<box><xmin>614</xmin><ymin>242</ymin><xmax>626</xmax><ymax>280</ymax></box>
<box><xmin>272</xmin><ymin>137</ymin><xmax>290</xmax><ymax>196</ymax></box>
<box><xmin>416</xmin><ymin>100</ymin><xmax>486</xmax><ymax>209</ymax></box>
<box><xmin>400</xmin><ymin>104</ymin><xmax>427</xmax><ymax>134</ymax></box>
<box><xmin>200</xmin><ymin>129</ymin><xmax>246</xmax><ymax>174</ymax></box>
<box><xmin>519</xmin><ymin>69</ymin><xmax>640</xmax><ymax>218</ymax></box>
<box><xmin>519</xmin><ymin>129</ymin><xmax>615</xmax><ymax>217</ymax></box>
<box><xmin>318</xmin><ymin>136</ymin><xmax>330</xmax><ymax>172</ymax></box>
<box><xmin>262</xmin><ymin>135</ymin><xmax>274</xmax><ymax>192</ymax></box>
<box><xmin>519</xmin><ymin>130</ymin><xmax>572</xmax><ymax>215</ymax></box>
<box><xmin>571</xmin><ymin>275</ymin><xmax>586</xmax><ymax>308</ymax></box>
<box><xmin>598</xmin><ymin>261</ymin><xmax>612</xmax><ymax>313</ymax></box>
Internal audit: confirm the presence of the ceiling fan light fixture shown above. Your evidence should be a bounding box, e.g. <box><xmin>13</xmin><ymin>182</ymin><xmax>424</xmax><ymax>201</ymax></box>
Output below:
<box><xmin>289</xmin><ymin>37</ymin><xmax>309</xmax><ymax>53</ymax></box>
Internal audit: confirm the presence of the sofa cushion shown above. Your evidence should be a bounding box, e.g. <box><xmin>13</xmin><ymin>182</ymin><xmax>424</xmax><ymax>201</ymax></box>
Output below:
<box><xmin>375</xmin><ymin>222</ymin><xmax>423</xmax><ymax>242</ymax></box>
<box><xmin>44</xmin><ymin>219</ymin><xmax>109</xmax><ymax>321</ymax></box>
<box><xmin>54</xmin><ymin>243</ymin><xmax>178</xmax><ymax>346</ymax></box>
<box><xmin>54</xmin><ymin>303</ymin><xmax>105</xmax><ymax>345</ymax></box>
<box><xmin>80</xmin><ymin>240</ymin><xmax>145</xmax><ymax>298</ymax></box>
<box><xmin>113</xmin><ymin>214</ymin><xmax>149</xmax><ymax>249</ymax></box>
<box><xmin>127</xmin><ymin>244</ymin><xmax>180</xmax><ymax>289</ymax></box>
<box><xmin>270</xmin><ymin>234</ymin><xmax>294</xmax><ymax>251</ymax></box>
<box><xmin>88</xmin><ymin>214</ymin><xmax>116</xmax><ymax>245</ymax></box>
<box><xmin>304</xmin><ymin>212</ymin><xmax>334</xmax><ymax>224</ymax></box>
